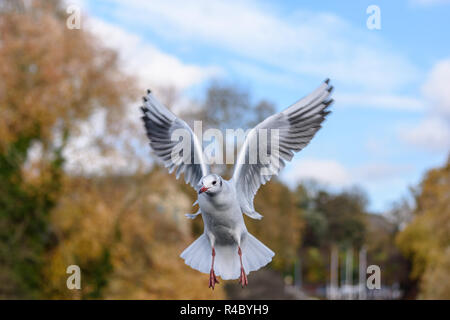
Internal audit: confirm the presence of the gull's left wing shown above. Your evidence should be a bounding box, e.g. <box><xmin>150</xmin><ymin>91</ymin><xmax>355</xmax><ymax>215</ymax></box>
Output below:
<box><xmin>141</xmin><ymin>90</ymin><xmax>209</xmax><ymax>189</ymax></box>
<box><xmin>232</xmin><ymin>79</ymin><xmax>334</xmax><ymax>219</ymax></box>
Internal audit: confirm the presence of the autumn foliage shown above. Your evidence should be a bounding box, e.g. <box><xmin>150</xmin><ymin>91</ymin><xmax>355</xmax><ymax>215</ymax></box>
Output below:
<box><xmin>0</xmin><ymin>0</ymin><xmax>224</xmax><ymax>299</ymax></box>
<box><xmin>396</xmin><ymin>157</ymin><xmax>450</xmax><ymax>299</ymax></box>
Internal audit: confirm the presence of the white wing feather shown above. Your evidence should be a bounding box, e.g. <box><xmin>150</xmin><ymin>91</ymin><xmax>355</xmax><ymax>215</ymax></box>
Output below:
<box><xmin>141</xmin><ymin>90</ymin><xmax>209</xmax><ymax>188</ymax></box>
<box><xmin>232</xmin><ymin>79</ymin><xmax>334</xmax><ymax>219</ymax></box>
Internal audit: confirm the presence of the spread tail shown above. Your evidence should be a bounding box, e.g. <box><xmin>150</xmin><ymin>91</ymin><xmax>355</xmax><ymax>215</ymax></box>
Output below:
<box><xmin>180</xmin><ymin>232</ymin><xmax>274</xmax><ymax>280</ymax></box>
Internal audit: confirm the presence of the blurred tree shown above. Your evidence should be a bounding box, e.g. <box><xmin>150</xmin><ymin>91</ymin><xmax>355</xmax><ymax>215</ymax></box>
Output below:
<box><xmin>397</xmin><ymin>157</ymin><xmax>450</xmax><ymax>299</ymax></box>
<box><xmin>296</xmin><ymin>184</ymin><xmax>368</xmax><ymax>288</ymax></box>
<box><xmin>44</xmin><ymin>171</ymin><xmax>226</xmax><ymax>299</ymax></box>
<box><xmin>302</xmin><ymin>209</ymin><xmax>328</xmax><ymax>248</ymax></box>
<box><xmin>297</xmin><ymin>183</ymin><xmax>328</xmax><ymax>249</ymax></box>
<box><xmin>187</xmin><ymin>81</ymin><xmax>254</xmax><ymax>130</ymax></box>
<box><xmin>311</xmin><ymin>187</ymin><xmax>367</xmax><ymax>249</ymax></box>
<box><xmin>303</xmin><ymin>247</ymin><xmax>327</xmax><ymax>284</ymax></box>
<box><xmin>364</xmin><ymin>214</ymin><xmax>410</xmax><ymax>290</ymax></box>
<box><xmin>388</xmin><ymin>196</ymin><xmax>415</xmax><ymax>232</ymax></box>
<box><xmin>249</xmin><ymin>181</ymin><xmax>305</xmax><ymax>272</ymax></box>
<box><xmin>0</xmin><ymin>0</ymin><xmax>135</xmax><ymax>298</ymax></box>
<box><xmin>251</xmin><ymin>100</ymin><xmax>277</xmax><ymax>127</ymax></box>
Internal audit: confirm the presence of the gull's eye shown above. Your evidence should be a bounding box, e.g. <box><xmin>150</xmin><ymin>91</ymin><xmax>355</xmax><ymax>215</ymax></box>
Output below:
<box><xmin>212</xmin><ymin>181</ymin><xmax>216</xmax><ymax>185</ymax></box>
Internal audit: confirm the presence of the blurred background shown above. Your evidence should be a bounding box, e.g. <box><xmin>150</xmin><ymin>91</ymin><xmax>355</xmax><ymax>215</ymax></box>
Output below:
<box><xmin>0</xmin><ymin>0</ymin><xmax>449</xmax><ymax>299</ymax></box>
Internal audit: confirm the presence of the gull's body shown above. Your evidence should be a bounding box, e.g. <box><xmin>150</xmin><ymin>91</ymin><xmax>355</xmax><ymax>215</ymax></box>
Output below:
<box><xmin>181</xmin><ymin>176</ymin><xmax>274</xmax><ymax>284</ymax></box>
<box><xmin>141</xmin><ymin>79</ymin><xmax>333</xmax><ymax>288</ymax></box>
<box><xmin>199</xmin><ymin>179</ymin><xmax>244</xmax><ymax>245</ymax></box>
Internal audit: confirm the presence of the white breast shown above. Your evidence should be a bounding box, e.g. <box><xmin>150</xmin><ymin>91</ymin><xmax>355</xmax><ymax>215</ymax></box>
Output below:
<box><xmin>198</xmin><ymin>180</ymin><xmax>245</xmax><ymax>235</ymax></box>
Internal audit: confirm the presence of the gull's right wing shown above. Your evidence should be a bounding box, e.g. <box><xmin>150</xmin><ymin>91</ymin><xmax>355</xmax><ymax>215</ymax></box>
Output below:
<box><xmin>141</xmin><ymin>90</ymin><xmax>209</xmax><ymax>189</ymax></box>
<box><xmin>232</xmin><ymin>79</ymin><xmax>333</xmax><ymax>219</ymax></box>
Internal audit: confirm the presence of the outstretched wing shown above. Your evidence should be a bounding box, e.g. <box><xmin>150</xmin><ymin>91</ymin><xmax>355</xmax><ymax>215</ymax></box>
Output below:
<box><xmin>141</xmin><ymin>90</ymin><xmax>209</xmax><ymax>188</ymax></box>
<box><xmin>232</xmin><ymin>79</ymin><xmax>334</xmax><ymax>219</ymax></box>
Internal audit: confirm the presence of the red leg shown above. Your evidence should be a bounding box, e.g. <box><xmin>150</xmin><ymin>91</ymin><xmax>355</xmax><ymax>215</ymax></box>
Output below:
<box><xmin>238</xmin><ymin>247</ymin><xmax>248</xmax><ymax>287</ymax></box>
<box><xmin>209</xmin><ymin>247</ymin><xmax>219</xmax><ymax>290</ymax></box>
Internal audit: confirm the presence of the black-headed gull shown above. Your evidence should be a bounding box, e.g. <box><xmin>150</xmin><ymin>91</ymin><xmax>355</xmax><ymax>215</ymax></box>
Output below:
<box><xmin>141</xmin><ymin>79</ymin><xmax>333</xmax><ymax>289</ymax></box>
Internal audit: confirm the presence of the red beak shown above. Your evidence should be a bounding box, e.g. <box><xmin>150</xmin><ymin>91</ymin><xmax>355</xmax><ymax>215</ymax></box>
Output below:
<box><xmin>199</xmin><ymin>186</ymin><xmax>209</xmax><ymax>194</ymax></box>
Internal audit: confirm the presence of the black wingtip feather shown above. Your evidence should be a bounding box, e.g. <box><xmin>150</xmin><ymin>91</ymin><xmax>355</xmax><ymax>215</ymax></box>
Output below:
<box><xmin>140</xmin><ymin>106</ymin><xmax>149</xmax><ymax>113</ymax></box>
<box><xmin>143</xmin><ymin>96</ymin><xmax>148</xmax><ymax>102</ymax></box>
<box><xmin>327</xmin><ymin>85</ymin><xmax>334</xmax><ymax>93</ymax></box>
<box><xmin>324</xmin><ymin>99</ymin><xmax>334</xmax><ymax>107</ymax></box>
<box><xmin>325</xmin><ymin>78</ymin><xmax>330</xmax><ymax>84</ymax></box>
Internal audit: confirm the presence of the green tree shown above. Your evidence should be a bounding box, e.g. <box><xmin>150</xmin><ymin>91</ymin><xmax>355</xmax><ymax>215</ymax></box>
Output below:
<box><xmin>310</xmin><ymin>187</ymin><xmax>367</xmax><ymax>248</ymax></box>
<box><xmin>296</xmin><ymin>184</ymin><xmax>368</xmax><ymax>287</ymax></box>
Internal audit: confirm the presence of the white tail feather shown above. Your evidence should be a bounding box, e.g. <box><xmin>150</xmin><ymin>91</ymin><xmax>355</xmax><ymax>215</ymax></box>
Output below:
<box><xmin>180</xmin><ymin>234</ymin><xmax>211</xmax><ymax>274</ymax></box>
<box><xmin>180</xmin><ymin>232</ymin><xmax>274</xmax><ymax>280</ymax></box>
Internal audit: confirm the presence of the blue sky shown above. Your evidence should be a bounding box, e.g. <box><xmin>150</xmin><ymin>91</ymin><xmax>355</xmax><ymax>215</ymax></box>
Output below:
<box><xmin>75</xmin><ymin>0</ymin><xmax>450</xmax><ymax>212</ymax></box>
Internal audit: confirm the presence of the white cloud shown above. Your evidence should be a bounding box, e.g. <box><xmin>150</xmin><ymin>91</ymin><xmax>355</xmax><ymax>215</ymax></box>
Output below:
<box><xmin>422</xmin><ymin>59</ymin><xmax>450</xmax><ymax>118</ymax></box>
<box><xmin>279</xmin><ymin>157</ymin><xmax>417</xmax><ymax>212</ymax></box>
<box><xmin>399</xmin><ymin>117</ymin><xmax>450</xmax><ymax>152</ymax></box>
<box><xmin>399</xmin><ymin>58</ymin><xmax>450</xmax><ymax>152</ymax></box>
<box><xmin>102</xmin><ymin>0</ymin><xmax>419</xmax><ymax>93</ymax></box>
<box><xmin>356</xmin><ymin>163</ymin><xmax>414</xmax><ymax>181</ymax></box>
<box><xmin>282</xmin><ymin>158</ymin><xmax>352</xmax><ymax>187</ymax></box>
<box><xmin>86</xmin><ymin>18</ymin><xmax>221</xmax><ymax>90</ymax></box>
<box><xmin>281</xmin><ymin>157</ymin><xmax>414</xmax><ymax>189</ymax></box>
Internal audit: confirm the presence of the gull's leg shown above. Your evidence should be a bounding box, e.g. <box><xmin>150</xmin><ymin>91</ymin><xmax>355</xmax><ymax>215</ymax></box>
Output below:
<box><xmin>209</xmin><ymin>247</ymin><xmax>219</xmax><ymax>290</ymax></box>
<box><xmin>238</xmin><ymin>246</ymin><xmax>248</xmax><ymax>287</ymax></box>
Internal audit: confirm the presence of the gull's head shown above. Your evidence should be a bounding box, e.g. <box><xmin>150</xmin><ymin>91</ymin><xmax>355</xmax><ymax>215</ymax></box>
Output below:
<box><xmin>198</xmin><ymin>174</ymin><xmax>223</xmax><ymax>195</ymax></box>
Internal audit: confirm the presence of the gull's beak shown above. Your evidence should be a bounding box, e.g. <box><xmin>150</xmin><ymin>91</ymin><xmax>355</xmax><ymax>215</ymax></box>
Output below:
<box><xmin>198</xmin><ymin>186</ymin><xmax>209</xmax><ymax>194</ymax></box>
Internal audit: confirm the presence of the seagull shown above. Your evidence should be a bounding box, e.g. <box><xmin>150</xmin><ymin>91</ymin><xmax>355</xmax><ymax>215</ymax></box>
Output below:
<box><xmin>141</xmin><ymin>79</ymin><xmax>333</xmax><ymax>289</ymax></box>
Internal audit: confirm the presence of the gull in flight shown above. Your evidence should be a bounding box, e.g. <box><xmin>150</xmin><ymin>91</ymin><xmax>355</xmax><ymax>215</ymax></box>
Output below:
<box><xmin>141</xmin><ymin>79</ymin><xmax>333</xmax><ymax>289</ymax></box>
